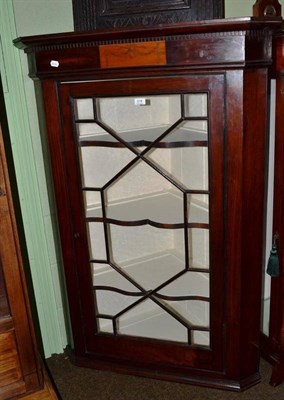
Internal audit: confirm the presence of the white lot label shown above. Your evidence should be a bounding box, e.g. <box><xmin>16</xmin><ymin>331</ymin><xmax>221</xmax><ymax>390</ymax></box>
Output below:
<box><xmin>50</xmin><ymin>60</ymin><xmax>60</xmax><ymax>68</ymax></box>
<box><xmin>134</xmin><ymin>98</ymin><xmax>147</xmax><ymax>106</ymax></box>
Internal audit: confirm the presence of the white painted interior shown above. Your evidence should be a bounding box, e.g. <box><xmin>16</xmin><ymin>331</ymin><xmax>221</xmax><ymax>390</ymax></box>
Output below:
<box><xmin>77</xmin><ymin>93</ymin><xmax>210</xmax><ymax>346</ymax></box>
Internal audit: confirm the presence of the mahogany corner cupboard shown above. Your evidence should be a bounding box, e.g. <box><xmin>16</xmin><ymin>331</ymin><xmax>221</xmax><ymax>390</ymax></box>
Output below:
<box><xmin>14</xmin><ymin>17</ymin><xmax>283</xmax><ymax>391</ymax></box>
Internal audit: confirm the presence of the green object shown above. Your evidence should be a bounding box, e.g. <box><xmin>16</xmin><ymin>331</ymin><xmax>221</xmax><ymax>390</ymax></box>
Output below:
<box><xmin>0</xmin><ymin>0</ymin><xmax>73</xmax><ymax>357</ymax></box>
<box><xmin>267</xmin><ymin>235</ymin><xmax>280</xmax><ymax>278</ymax></box>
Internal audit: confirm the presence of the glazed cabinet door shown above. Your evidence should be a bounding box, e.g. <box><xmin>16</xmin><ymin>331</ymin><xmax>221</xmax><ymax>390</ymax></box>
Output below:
<box><xmin>57</xmin><ymin>74</ymin><xmax>225</xmax><ymax>376</ymax></box>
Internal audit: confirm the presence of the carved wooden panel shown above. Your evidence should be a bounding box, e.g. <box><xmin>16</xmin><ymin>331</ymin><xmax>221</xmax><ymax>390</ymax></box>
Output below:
<box><xmin>72</xmin><ymin>0</ymin><xmax>224</xmax><ymax>30</ymax></box>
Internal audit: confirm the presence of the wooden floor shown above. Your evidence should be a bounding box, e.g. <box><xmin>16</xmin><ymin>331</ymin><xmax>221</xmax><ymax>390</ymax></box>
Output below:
<box><xmin>20</xmin><ymin>371</ymin><xmax>59</xmax><ymax>400</ymax></box>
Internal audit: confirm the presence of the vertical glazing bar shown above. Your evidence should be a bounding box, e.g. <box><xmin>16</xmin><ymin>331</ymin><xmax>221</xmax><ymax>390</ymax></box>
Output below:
<box><xmin>101</xmin><ymin>190</ymin><xmax>111</xmax><ymax>263</ymax></box>
<box><xmin>183</xmin><ymin>192</ymin><xmax>190</xmax><ymax>269</ymax></box>
<box><xmin>182</xmin><ymin>93</ymin><xmax>190</xmax><ymax>268</ymax></box>
<box><xmin>93</xmin><ymin>97</ymin><xmax>112</xmax><ymax>263</ymax></box>
<box><xmin>180</xmin><ymin>94</ymin><xmax>190</xmax><ymax>268</ymax></box>
<box><xmin>113</xmin><ymin>318</ymin><xmax>117</xmax><ymax>335</ymax></box>
<box><xmin>188</xmin><ymin>329</ymin><xmax>192</xmax><ymax>346</ymax></box>
<box><xmin>180</xmin><ymin>93</ymin><xmax>185</xmax><ymax>119</ymax></box>
<box><xmin>92</xmin><ymin>97</ymin><xmax>98</xmax><ymax>120</ymax></box>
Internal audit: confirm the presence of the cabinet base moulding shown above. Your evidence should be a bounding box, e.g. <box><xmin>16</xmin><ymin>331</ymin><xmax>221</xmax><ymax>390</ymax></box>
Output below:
<box><xmin>260</xmin><ymin>332</ymin><xmax>284</xmax><ymax>386</ymax></box>
<box><xmin>69</xmin><ymin>349</ymin><xmax>261</xmax><ymax>392</ymax></box>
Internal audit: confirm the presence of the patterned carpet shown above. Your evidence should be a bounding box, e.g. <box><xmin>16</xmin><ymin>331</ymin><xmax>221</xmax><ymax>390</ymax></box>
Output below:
<box><xmin>46</xmin><ymin>355</ymin><xmax>284</xmax><ymax>400</ymax></box>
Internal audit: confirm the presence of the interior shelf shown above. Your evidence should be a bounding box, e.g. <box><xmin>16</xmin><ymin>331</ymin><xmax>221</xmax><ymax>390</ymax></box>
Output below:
<box><xmin>92</xmin><ymin>250</ymin><xmax>209</xmax><ymax>284</ymax></box>
<box><xmin>93</xmin><ymin>250</ymin><xmax>210</xmax><ymax>345</ymax></box>
<box><xmin>86</xmin><ymin>191</ymin><xmax>209</xmax><ymax>228</ymax></box>
<box><xmin>98</xmin><ymin>310</ymin><xmax>210</xmax><ymax>346</ymax></box>
<box><xmin>78</xmin><ymin>126</ymin><xmax>208</xmax><ymax>149</ymax></box>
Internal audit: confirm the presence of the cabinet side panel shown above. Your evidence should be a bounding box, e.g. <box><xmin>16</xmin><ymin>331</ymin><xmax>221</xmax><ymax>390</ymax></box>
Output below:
<box><xmin>41</xmin><ymin>80</ymin><xmax>85</xmax><ymax>355</ymax></box>
<box><xmin>241</xmin><ymin>68</ymin><xmax>269</xmax><ymax>378</ymax></box>
<box><xmin>224</xmin><ymin>68</ymin><xmax>268</xmax><ymax>381</ymax></box>
<box><xmin>224</xmin><ymin>70</ymin><xmax>244</xmax><ymax>378</ymax></box>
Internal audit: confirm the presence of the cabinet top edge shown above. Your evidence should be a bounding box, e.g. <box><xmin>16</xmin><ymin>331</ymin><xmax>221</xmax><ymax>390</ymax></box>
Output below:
<box><xmin>14</xmin><ymin>17</ymin><xmax>282</xmax><ymax>51</ymax></box>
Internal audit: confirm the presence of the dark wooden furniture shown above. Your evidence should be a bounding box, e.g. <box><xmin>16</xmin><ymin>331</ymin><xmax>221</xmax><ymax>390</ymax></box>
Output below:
<box><xmin>251</xmin><ymin>0</ymin><xmax>284</xmax><ymax>388</ymax></box>
<box><xmin>0</xmin><ymin>124</ymin><xmax>43</xmax><ymax>399</ymax></box>
<box><xmin>72</xmin><ymin>0</ymin><xmax>224</xmax><ymax>30</ymax></box>
<box><xmin>15</xmin><ymin>17</ymin><xmax>282</xmax><ymax>391</ymax></box>
<box><xmin>259</xmin><ymin>29</ymin><xmax>284</xmax><ymax>388</ymax></box>
<box><xmin>253</xmin><ymin>0</ymin><xmax>282</xmax><ymax>16</ymax></box>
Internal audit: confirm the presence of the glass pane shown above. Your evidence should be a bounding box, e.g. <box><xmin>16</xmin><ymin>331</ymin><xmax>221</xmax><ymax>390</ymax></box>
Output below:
<box><xmin>84</xmin><ymin>190</ymin><xmax>102</xmax><ymax>217</ymax></box>
<box><xmin>93</xmin><ymin>263</ymin><xmax>142</xmax><ymax>320</ymax></box>
<box><xmin>96</xmin><ymin>95</ymin><xmax>181</xmax><ymax>152</ymax></box>
<box><xmin>188</xmin><ymin>194</ymin><xmax>209</xmax><ymax>224</ymax></box>
<box><xmin>97</xmin><ymin>318</ymin><xmax>113</xmax><ymax>333</ymax></box>
<box><xmin>102</xmin><ymin>191</ymin><xmax>184</xmax><ymax>225</ymax></box>
<box><xmin>192</xmin><ymin>331</ymin><xmax>210</xmax><ymax>347</ymax></box>
<box><xmin>79</xmin><ymin>146</ymin><xmax>136</xmax><ymax>188</ymax></box>
<box><xmin>147</xmin><ymin>146</ymin><xmax>208</xmax><ymax>191</ymax></box>
<box><xmin>162</xmin><ymin>120</ymin><xmax>208</xmax><ymax>145</ymax></box>
<box><xmin>74</xmin><ymin>98</ymin><xmax>94</xmax><ymax>120</ymax></box>
<box><xmin>87</xmin><ymin>223</ymin><xmax>106</xmax><ymax>260</ymax></box>
<box><xmin>106</xmin><ymin>159</ymin><xmax>173</xmax><ymax>207</ymax></box>
<box><xmin>118</xmin><ymin>299</ymin><xmax>188</xmax><ymax>343</ymax></box>
<box><xmin>155</xmin><ymin>272</ymin><xmax>210</xmax><ymax>327</ymax></box>
<box><xmin>156</xmin><ymin>272</ymin><xmax>210</xmax><ymax>329</ymax></box>
<box><xmin>184</xmin><ymin>93</ymin><xmax>207</xmax><ymax>117</ymax></box>
<box><xmin>109</xmin><ymin>225</ymin><xmax>183</xmax><ymax>267</ymax></box>
<box><xmin>93</xmin><ymin>263</ymin><xmax>139</xmax><ymax>290</ymax></box>
<box><xmin>144</xmin><ymin>116</ymin><xmax>209</xmax><ymax>191</ymax></box>
<box><xmin>154</xmin><ymin>299</ymin><xmax>210</xmax><ymax>329</ymax></box>
<box><xmin>77</xmin><ymin>122</ymin><xmax>109</xmax><ymax>140</ymax></box>
<box><xmin>74</xmin><ymin>91</ymin><xmax>211</xmax><ymax>347</ymax></box>
<box><xmin>189</xmin><ymin>228</ymin><xmax>210</xmax><ymax>269</ymax></box>
<box><xmin>85</xmin><ymin>160</ymin><xmax>185</xmax><ymax>225</ymax></box>
<box><xmin>95</xmin><ymin>289</ymin><xmax>139</xmax><ymax>316</ymax></box>
<box><xmin>118</xmin><ymin>251</ymin><xmax>185</xmax><ymax>291</ymax></box>
<box><xmin>158</xmin><ymin>271</ymin><xmax>209</xmax><ymax>297</ymax></box>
